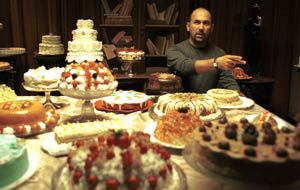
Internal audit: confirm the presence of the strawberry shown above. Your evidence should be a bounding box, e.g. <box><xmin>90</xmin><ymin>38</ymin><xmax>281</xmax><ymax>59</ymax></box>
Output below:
<box><xmin>73</xmin><ymin>170</ymin><xmax>82</xmax><ymax>184</ymax></box>
<box><xmin>88</xmin><ymin>174</ymin><xmax>98</xmax><ymax>187</ymax></box>
<box><xmin>127</xmin><ymin>176</ymin><xmax>139</xmax><ymax>190</ymax></box>
<box><xmin>106</xmin><ymin>150</ymin><xmax>115</xmax><ymax>160</ymax></box>
<box><xmin>147</xmin><ymin>175</ymin><xmax>157</xmax><ymax>189</ymax></box>
<box><xmin>105</xmin><ymin>178</ymin><xmax>120</xmax><ymax>190</ymax></box>
<box><xmin>119</xmin><ymin>134</ymin><xmax>131</xmax><ymax>149</ymax></box>
<box><xmin>107</xmin><ymin>135</ymin><xmax>115</xmax><ymax>147</ymax></box>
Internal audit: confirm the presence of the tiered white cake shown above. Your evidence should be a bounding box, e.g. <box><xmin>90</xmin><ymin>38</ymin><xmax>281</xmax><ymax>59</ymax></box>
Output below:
<box><xmin>39</xmin><ymin>35</ymin><xmax>64</xmax><ymax>55</ymax></box>
<box><xmin>66</xmin><ymin>19</ymin><xmax>103</xmax><ymax>63</ymax></box>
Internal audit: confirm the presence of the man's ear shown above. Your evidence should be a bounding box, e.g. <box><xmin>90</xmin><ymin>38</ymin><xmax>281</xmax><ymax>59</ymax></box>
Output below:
<box><xmin>186</xmin><ymin>22</ymin><xmax>190</xmax><ymax>32</ymax></box>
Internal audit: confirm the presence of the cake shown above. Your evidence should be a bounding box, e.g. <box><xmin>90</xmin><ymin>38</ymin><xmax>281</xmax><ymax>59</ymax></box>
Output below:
<box><xmin>0</xmin><ymin>61</ymin><xmax>11</xmax><ymax>70</ymax></box>
<box><xmin>206</xmin><ymin>88</ymin><xmax>242</xmax><ymax>106</ymax></box>
<box><xmin>66</xmin><ymin>19</ymin><xmax>103</xmax><ymax>63</ymax></box>
<box><xmin>232</xmin><ymin>67</ymin><xmax>252</xmax><ymax>80</ymax></box>
<box><xmin>0</xmin><ymin>100</ymin><xmax>60</xmax><ymax>136</ymax></box>
<box><xmin>192</xmin><ymin>117</ymin><xmax>300</xmax><ymax>185</ymax></box>
<box><xmin>253</xmin><ymin>112</ymin><xmax>278</xmax><ymax>127</ymax></box>
<box><xmin>57</xmin><ymin>130</ymin><xmax>173</xmax><ymax>190</ymax></box>
<box><xmin>0</xmin><ymin>85</ymin><xmax>17</xmax><ymax>103</ymax></box>
<box><xmin>117</xmin><ymin>48</ymin><xmax>144</xmax><ymax>61</ymax></box>
<box><xmin>59</xmin><ymin>61</ymin><xmax>118</xmax><ymax>93</ymax></box>
<box><xmin>38</xmin><ymin>34</ymin><xmax>64</xmax><ymax>55</ymax></box>
<box><xmin>154</xmin><ymin>93</ymin><xmax>223</xmax><ymax>121</ymax></box>
<box><xmin>148</xmin><ymin>73</ymin><xmax>182</xmax><ymax>94</ymax></box>
<box><xmin>154</xmin><ymin>110</ymin><xmax>202</xmax><ymax>147</ymax></box>
<box><xmin>95</xmin><ymin>90</ymin><xmax>150</xmax><ymax>112</ymax></box>
<box><xmin>24</xmin><ymin>66</ymin><xmax>64</xmax><ymax>88</ymax></box>
<box><xmin>0</xmin><ymin>134</ymin><xmax>29</xmax><ymax>188</ymax></box>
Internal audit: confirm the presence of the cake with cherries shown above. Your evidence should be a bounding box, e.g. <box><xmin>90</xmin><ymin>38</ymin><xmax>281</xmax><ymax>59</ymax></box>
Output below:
<box><xmin>191</xmin><ymin>117</ymin><xmax>300</xmax><ymax>185</ymax></box>
<box><xmin>232</xmin><ymin>67</ymin><xmax>252</xmax><ymax>80</ymax></box>
<box><xmin>57</xmin><ymin>130</ymin><xmax>173</xmax><ymax>190</ymax></box>
<box><xmin>24</xmin><ymin>66</ymin><xmax>64</xmax><ymax>88</ymax></box>
<box><xmin>154</xmin><ymin>93</ymin><xmax>222</xmax><ymax>121</ymax></box>
<box><xmin>95</xmin><ymin>90</ymin><xmax>150</xmax><ymax>112</ymax></box>
<box><xmin>38</xmin><ymin>34</ymin><xmax>64</xmax><ymax>55</ymax></box>
<box><xmin>0</xmin><ymin>100</ymin><xmax>59</xmax><ymax>136</ymax></box>
<box><xmin>206</xmin><ymin>88</ymin><xmax>242</xmax><ymax>106</ymax></box>
<box><xmin>154</xmin><ymin>110</ymin><xmax>202</xmax><ymax>147</ymax></box>
<box><xmin>66</xmin><ymin>19</ymin><xmax>103</xmax><ymax>63</ymax></box>
<box><xmin>253</xmin><ymin>112</ymin><xmax>278</xmax><ymax>127</ymax></box>
<box><xmin>59</xmin><ymin>62</ymin><xmax>118</xmax><ymax>96</ymax></box>
<box><xmin>0</xmin><ymin>135</ymin><xmax>29</xmax><ymax>188</ymax></box>
<box><xmin>117</xmin><ymin>48</ymin><xmax>144</xmax><ymax>61</ymax></box>
<box><xmin>148</xmin><ymin>73</ymin><xmax>182</xmax><ymax>94</ymax></box>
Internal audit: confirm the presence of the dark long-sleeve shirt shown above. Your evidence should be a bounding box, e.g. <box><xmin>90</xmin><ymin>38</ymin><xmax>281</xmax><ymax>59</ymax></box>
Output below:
<box><xmin>166</xmin><ymin>40</ymin><xmax>240</xmax><ymax>93</ymax></box>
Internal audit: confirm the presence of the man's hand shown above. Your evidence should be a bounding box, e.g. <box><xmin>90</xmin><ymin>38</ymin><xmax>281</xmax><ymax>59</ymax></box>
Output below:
<box><xmin>216</xmin><ymin>55</ymin><xmax>246</xmax><ymax>70</ymax></box>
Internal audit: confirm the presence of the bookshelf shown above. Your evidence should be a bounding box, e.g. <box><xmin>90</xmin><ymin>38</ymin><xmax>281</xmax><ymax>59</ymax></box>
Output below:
<box><xmin>98</xmin><ymin>0</ymin><xmax>189</xmax><ymax>72</ymax></box>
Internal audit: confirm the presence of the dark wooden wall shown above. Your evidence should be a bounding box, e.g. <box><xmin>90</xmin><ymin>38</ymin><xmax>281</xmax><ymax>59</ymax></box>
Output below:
<box><xmin>0</xmin><ymin>0</ymin><xmax>299</xmax><ymax>119</ymax></box>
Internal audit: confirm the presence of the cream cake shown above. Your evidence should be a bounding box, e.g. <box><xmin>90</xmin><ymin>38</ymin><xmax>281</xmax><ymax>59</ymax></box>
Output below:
<box><xmin>192</xmin><ymin>117</ymin><xmax>300</xmax><ymax>185</ymax></box>
<box><xmin>0</xmin><ymin>135</ymin><xmax>29</xmax><ymax>188</ymax></box>
<box><xmin>148</xmin><ymin>73</ymin><xmax>182</xmax><ymax>93</ymax></box>
<box><xmin>96</xmin><ymin>90</ymin><xmax>150</xmax><ymax>112</ymax></box>
<box><xmin>0</xmin><ymin>85</ymin><xmax>17</xmax><ymax>104</ymax></box>
<box><xmin>206</xmin><ymin>88</ymin><xmax>242</xmax><ymax>106</ymax></box>
<box><xmin>154</xmin><ymin>93</ymin><xmax>222</xmax><ymax>121</ymax></box>
<box><xmin>24</xmin><ymin>66</ymin><xmax>64</xmax><ymax>88</ymax></box>
<box><xmin>58</xmin><ymin>130</ymin><xmax>173</xmax><ymax>190</ymax></box>
<box><xmin>117</xmin><ymin>48</ymin><xmax>144</xmax><ymax>61</ymax></box>
<box><xmin>0</xmin><ymin>100</ymin><xmax>60</xmax><ymax>136</ymax></box>
<box><xmin>66</xmin><ymin>19</ymin><xmax>103</xmax><ymax>63</ymax></box>
<box><xmin>59</xmin><ymin>61</ymin><xmax>118</xmax><ymax>92</ymax></box>
<box><xmin>38</xmin><ymin>35</ymin><xmax>64</xmax><ymax>55</ymax></box>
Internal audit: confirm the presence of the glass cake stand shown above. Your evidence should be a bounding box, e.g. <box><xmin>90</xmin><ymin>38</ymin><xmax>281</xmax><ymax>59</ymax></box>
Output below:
<box><xmin>58</xmin><ymin>87</ymin><xmax>115</xmax><ymax>122</ymax></box>
<box><xmin>22</xmin><ymin>83</ymin><xmax>65</xmax><ymax>109</ymax></box>
<box><xmin>120</xmin><ymin>59</ymin><xmax>143</xmax><ymax>77</ymax></box>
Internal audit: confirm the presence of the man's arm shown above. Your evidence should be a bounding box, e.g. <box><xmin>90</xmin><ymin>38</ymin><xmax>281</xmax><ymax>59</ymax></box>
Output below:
<box><xmin>217</xmin><ymin>70</ymin><xmax>240</xmax><ymax>90</ymax></box>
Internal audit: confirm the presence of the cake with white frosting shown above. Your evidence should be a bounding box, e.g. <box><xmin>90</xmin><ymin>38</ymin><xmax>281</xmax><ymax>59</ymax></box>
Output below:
<box><xmin>154</xmin><ymin>93</ymin><xmax>222</xmax><ymax>121</ymax></box>
<box><xmin>117</xmin><ymin>48</ymin><xmax>144</xmax><ymax>61</ymax></box>
<box><xmin>39</xmin><ymin>35</ymin><xmax>64</xmax><ymax>55</ymax></box>
<box><xmin>0</xmin><ymin>135</ymin><xmax>29</xmax><ymax>188</ymax></box>
<box><xmin>206</xmin><ymin>88</ymin><xmax>242</xmax><ymax>106</ymax></box>
<box><xmin>95</xmin><ymin>90</ymin><xmax>150</xmax><ymax>112</ymax></box>
<box><xmin>66</xmin><ymin>19</ymin><xmax>103</xmax><ymax>63</ymax></box>
<box><xmin>58</xmin><ymin>130</ymin><xmax>173</xmax><ymax>190</ymax></box>
<box><xmin>24</xmin><ymin>66</ymin><xmax>64</xmax><ymax>88</ymax></box>
<box><xmin>59</xmin><ymin>61</ymin><xmax>117</xmax><ymax>92</ymax></box>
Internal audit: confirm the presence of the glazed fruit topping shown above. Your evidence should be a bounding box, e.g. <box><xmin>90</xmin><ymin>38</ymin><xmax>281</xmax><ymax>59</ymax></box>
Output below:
<box><xmin>244</xmin><ymin>148</ymin><xmax>257</xmax><ymax>157</ymax></box>
<box><xmin>240</xmin><ymin>118</ymin><xmax>249</xmax><ymax>124</ymax></box>
<box><xmin>147</xmin><ymin>175</ymin><xmax>157</xmax><ymax>189</ymax></box>
<box><xmin>73</xmin><ymin>170</ymin><xmax>82</xmax><ymax>184</ymax></box>
<box><xmin>202</xmin><ymin>134</ymin><xmax>211</xmax><ymax>142</ymax></box>
<box><xmin>242</xmin><ymin>133</ymin><xmax>257</xmax><ymax>146</ymax></box>
<box><xmin>127</xmin><ymin>176</ymin><xmax>139</xmax><ymax>190</ymax></box>
<box><xmin>71</xmin><ymin>73</ymin><xmax>77</xmax><ymax>79</ymax></box>
<box><xmin>105</xmin><ymin>178</ymin><xmax>120</xmax><ymax>190</ymax></box>
<box><xmin>203</xmin><ymin>121</ymin><xmax>212</xmax><ymax>128</ymax></box>
<box><xmin>218</xmin><ymin>141</ymin><xmax>230</xmax><ymax>150</ymax></box>
<box><xmin>199</xmin><ymin>126</ymin><xmax>206</xmax><ymax>132</ymax></box>
<box><xmin>276</xmin><ymin>148</ymin><xmax>288</xmax><ymax>157</ymax></box>
<box><xmin>225</xmin><ymin>127</ymin><xmax>237</xmax><ymax>140</ymax></box>
<box><xmin>281</xmin><ymin>127</ymin><xmax>292</xmax><ymax>134</ymax></box>
<box><xmin>218</xmin><ymin>117</ymin><xmax>228</xmax><ymax>124</ymax></box>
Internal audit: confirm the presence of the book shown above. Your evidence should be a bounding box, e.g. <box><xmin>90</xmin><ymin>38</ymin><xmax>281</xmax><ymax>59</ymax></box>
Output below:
<box><xmin>103</xmin><ymin>44</ymin><xmax>117</xmax><ymax>60</ymax></box>
<box><xmin>101</xmin><ymin>0</ymin><xmax>111</xmax><ymax>14</ymax></box>
<box><xmin>147</xmin><ymin>3</ymin><xmax>157</xmax><ymax>20</ymax></box>
<box><xmin>155</xmin><ymin>35</ymin><xmax>167</xmax><ymax>55</ymax></box>
<box><xmin>112</xmin><ymin>3</ymin><xmax>122</xmax><ymax>14</ymax></box>
<box><xmin>111</xmin><ymin>31</ymin><xmax>126</xmax><ymax>45</ymax></box>
<box><xmin>171</xmin><ymin>11</ymin><xmax>179</xmax><ymax>25</ymax></box>
<box><xmin>165</xmin><ymin>3</ymin><xmax>176</xmax><ymax>24</ymax></box>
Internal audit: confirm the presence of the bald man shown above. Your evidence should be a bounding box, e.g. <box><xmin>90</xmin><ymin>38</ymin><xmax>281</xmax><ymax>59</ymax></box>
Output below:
<box><xmin>166</xmin><ymin>8</ymin><xmax>246</xmax><ymax>93</ymax></box>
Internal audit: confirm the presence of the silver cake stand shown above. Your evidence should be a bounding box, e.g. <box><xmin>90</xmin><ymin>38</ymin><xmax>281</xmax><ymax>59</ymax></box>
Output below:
<box><xmin>59</xmin><ymin>87</ymin><xmax>115</xmax><ymax>122</ymax></box>
<box><xmin>119</xmin><ymin>58</ymin><xmax>144</xmax><ymax>77</ymax></box>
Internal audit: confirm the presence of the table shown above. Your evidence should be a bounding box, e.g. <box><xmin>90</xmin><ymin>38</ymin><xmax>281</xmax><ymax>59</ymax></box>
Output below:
<box><xmin>14</xmin><ymin>96</ymin><xmax>295</xmax><ymax>190</ymax></box>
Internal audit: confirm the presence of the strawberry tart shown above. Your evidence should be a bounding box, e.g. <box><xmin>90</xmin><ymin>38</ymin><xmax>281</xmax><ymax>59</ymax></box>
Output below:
<box><xmin>56</xmin><ymin>130</ymin><xmax>174</xmax><ymax>190</ymax></box>
<box><xmin>117</xmin><ymin>48</ymin><xmax>144</xmax><ymax>61</ymax></box>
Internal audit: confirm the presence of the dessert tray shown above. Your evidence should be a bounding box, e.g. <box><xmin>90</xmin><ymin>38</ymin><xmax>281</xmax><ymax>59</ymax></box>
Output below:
<box><xmin>217</xmin><ymin>96</ymin><xmax>255</xmax><ymax>109</ymax></box>
<box><xmin>0</xmin><ymin>150</ymin><xmax>39</xmax><ymax>190</ymax></box>
<box><xmin>182</xmin><ymin>141</ymin><xmax>300</xmax><ymax>189</ymax></box>
<box><xmin>144</xmin><ymin>121</ymin><xmax>185</xmax><ymax>149</ymax></box>
<box><xmin>246</xmin><ymin>113</ymin><xmax>288</xmax><ymax>129</ymax></box>
<box><xmin>0</xmin><ymin>47</ymin><xmax>25</xmax><ymax>57</ymax></box>
<box><xmin>95</xmin><ymin>99</ymin><xmax>154</xmax><ymax>114</ymax></box>
<box><xmin>51</xmin><ymin>161</ymin><xmax>187</xmax><ymax>190</ymax></box>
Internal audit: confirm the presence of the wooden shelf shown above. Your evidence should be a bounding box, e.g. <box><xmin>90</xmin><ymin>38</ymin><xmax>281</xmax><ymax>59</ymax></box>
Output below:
<box><xmin>99</xmin><ymin>24</ymin><xmax>134</xmax><ymax>28</ymax></box>
<box><xmin>145</xmin><ymin>54</ymin><xmax>167</xmax><ymax>58</ymax></box>
<box><xmin>144</xmin><ymin>24</ymin><xmax>180</xmax><ymax>28</ymax></box>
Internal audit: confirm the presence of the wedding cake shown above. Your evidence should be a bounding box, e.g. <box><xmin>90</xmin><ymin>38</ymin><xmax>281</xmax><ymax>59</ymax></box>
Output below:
<box><xmin>66</xmin><ymin>19</ymin><xmax>103</xmax><ymax>63</ymax></box>
<box><xmin>39</xmin><ymin>34</ymin><xmax>64</xmax><ymax>55</ymax></box>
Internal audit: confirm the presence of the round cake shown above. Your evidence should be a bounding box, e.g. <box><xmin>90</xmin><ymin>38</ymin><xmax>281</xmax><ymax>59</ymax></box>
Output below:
<box><xmin>0</xmin><ymin>61</ymin><xmax>11</xmax><ymax>70</ymax></box>
<box><xmin>206</xmin><ymin>88</ymin><xmax>242</xmax><ymax>106</ymax></box>
<box><xmin>154</xmin><ymin>110</ymin><xmax>202</xmax><ymax>147</ymax></box>
<box><xmin>154</xmin><ymin>93</ymin><xmax>222</xmax><ymax>121</ymax></box>
<box><xmin>148</xmin><ymin>73</ymin><xmax>182</xmax><ymax>94</ymax></box>
<box><xmin>59</xmin><ymin>61</ymin><xmax>118</xmax><ymax>93</ymax></box>
<box><xmin>24</xmin><ymin>66</ymin><xmax>64</xmax><ymax>88</ymax></box>
<box><xmin>0</xmin><ymin>135</ymin><xmax>29</xmax><ymax>188</ymax></box>
<box><xmin>192</xmin><ymin>117</ymin><xmax>300</xmax><ymax>185</ymax></box>
<box><xmin>0</xmin><ymin>100</ymin><xmax>60</xmax><ymax>136</ymax></box>
<box><xmin>39</xmin><ymin>35</ymin><xmax>64</xmax><ymax>55</ymax></box>
<box><xmin>95</xmin><ymin>90</ymin><xmax>150</xmax><ymax>112</ymax></box>
<box><xmin>117</xmin><ymin>48</ymin><xmax>144</xmax><ymax>61</ymax></box>
<box><xmin>58</xmin><ymin>130</ymin><xmax>173</xmax><ymax>190</ymax></box>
